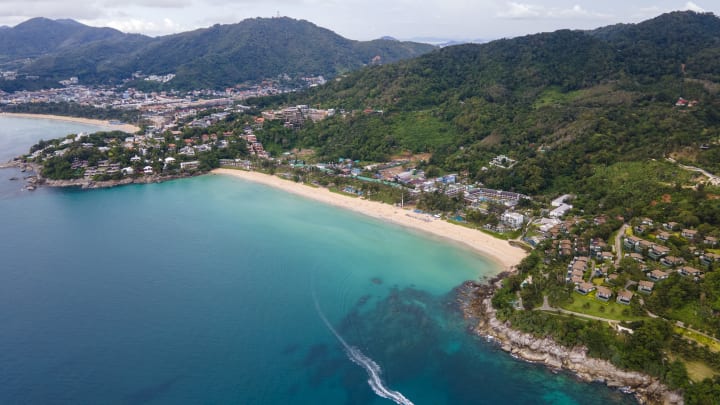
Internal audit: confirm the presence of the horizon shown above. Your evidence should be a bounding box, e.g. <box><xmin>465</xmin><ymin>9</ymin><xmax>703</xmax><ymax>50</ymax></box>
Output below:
<box><xmin>0</xmin><ymin>1</ymin><xmax>716</xmax><ymax>42</ymax></box>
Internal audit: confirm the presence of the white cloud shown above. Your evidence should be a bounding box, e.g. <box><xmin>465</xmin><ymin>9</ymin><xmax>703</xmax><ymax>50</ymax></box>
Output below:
<box><xmin>684</xmin><ymin>2</ymin><xmax>705</xmax><ymax>12</ymax></box>
<box><xmin>498</xmin><ymin>2</ymin><xmax>609</xmax><ymax>20</ymax></box>
<box><xmin>498</xmin><ymin>2</ymin><xmax>543</xmax><ymax>19</ymax></box>
<box><xmin>91</xmin><ymin>17</ymin><xmax>186</xmax><ymax>35</ymax></box>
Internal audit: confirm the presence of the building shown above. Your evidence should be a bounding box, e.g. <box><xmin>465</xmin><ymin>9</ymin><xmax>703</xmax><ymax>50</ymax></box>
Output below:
<box><xmin>575</xmin><ymin>282</ymin><xmax>596</xmax><ymax>295</ymax></box>
<box><xmin>617</xmin><ymin>290</ymin><xmax>634</xmax><ymax>305</ymax></box>
<box><xmin>648</xmin><ymin>269</ymin><xmax>669</xmax><ymax>281</ymax></box>
<box><xmin>638</xmin><ymin>280</ymin><xmax>655</xmax><ymax>293</ymax></box>
<box><xmin>596</xmin><ymin>286</ymin><xmax>613</xmax><ymax>301</ymax></box>
<box><xmin>501</xmin><ymin>212</ymin><xmax>525</xmax><ymax>229</ymax></box>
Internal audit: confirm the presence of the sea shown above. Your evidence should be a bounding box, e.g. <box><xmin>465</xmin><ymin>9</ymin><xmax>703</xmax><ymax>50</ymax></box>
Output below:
<box><xmin>0</xmin><ymin>116</ymin><xmax>636</xmax><ymax>404</ymax></box>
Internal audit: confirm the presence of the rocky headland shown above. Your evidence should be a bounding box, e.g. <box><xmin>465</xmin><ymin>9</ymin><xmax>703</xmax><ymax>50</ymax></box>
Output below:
<box><xmin>457</xmin><ymin>279</ymin><xmax>684</xmax><ymax>405</ymax></box>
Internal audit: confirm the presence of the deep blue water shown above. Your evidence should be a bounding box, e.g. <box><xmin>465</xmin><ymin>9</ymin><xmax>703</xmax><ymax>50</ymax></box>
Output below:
<box><xmin>0</xmin><ymin>117</ymin><xmax>636</xmax><ymax>404</ymax></box>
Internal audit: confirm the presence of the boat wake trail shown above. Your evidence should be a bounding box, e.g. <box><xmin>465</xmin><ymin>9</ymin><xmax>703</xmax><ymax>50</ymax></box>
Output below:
<box><xmin>312</xmin><ymin>292</ymin><xmax>414</xmax><ymax>405</ymax></box>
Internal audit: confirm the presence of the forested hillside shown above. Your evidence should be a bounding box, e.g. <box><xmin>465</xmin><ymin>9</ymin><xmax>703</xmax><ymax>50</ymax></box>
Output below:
<box><xmin>256</xmin><ymin>12</ymin><xmax>720</xmax><ymax>201</ymax></box>
<box><xmin>2</xmin><ymin>17</ymin><xmax>435</xmax><ymax>90</ymax></box>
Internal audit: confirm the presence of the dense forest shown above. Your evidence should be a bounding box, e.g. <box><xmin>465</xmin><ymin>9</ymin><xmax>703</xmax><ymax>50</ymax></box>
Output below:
<box><xmin>0</xmin><ymin>17</ymin><xmax>435</xmax><ymax>91</ymax></box>
<box><xmin>251</xmin><ymin>11</ymin><xmax>720</xmax><ymax>201</ymax></box>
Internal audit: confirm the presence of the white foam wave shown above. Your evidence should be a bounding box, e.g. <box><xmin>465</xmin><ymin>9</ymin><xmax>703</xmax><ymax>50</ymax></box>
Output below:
<box><xmin>313</xmin><ymin>293</ymin><xmax>414</xmax><ymax>405</ymax></box>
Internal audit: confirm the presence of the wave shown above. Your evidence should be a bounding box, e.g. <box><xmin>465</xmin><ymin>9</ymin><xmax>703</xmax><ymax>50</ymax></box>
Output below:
<box><xmin>312</xmin><ymin>292</ymin><xmax>414</xmax><ymax>405</ymax></box>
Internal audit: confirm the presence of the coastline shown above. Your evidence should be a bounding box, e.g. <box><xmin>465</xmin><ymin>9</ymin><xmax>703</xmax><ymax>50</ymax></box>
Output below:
<box><xmin>0</xmin><ymin>112</ymin><xmax>140</xmax><ymax>133</ymax></box>
<box><xmin>457</xmin><ymin>280</ymin><xmax>683</xmax><ymax>405</ymax></box>
<box><xmin>212</xmin><ymin>168</ymin><xmax>527</xmax><ymax>272</ymax></box>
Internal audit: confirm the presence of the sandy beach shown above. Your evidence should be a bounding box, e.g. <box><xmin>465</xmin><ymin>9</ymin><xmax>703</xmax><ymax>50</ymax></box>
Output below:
<box><xmin>0</xmin><ymin>113</ymin><xmax>140</xmax><ymax>133</ymax></box>
<box><xmin>213</xmin><ymin>168</ymin><xmax>528</xmax><ymax>271</ymax></box>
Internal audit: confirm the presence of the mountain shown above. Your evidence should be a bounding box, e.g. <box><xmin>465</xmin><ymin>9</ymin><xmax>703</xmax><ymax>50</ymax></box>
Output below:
<box><xmin>254</xmin><ymin>11</ymin><xmax>720</xmax><ymax>196</ymax></box>
<box><xmin>0</xmin><ymin>17</ymin><xmax>131</xmax><ymax>62</ymax></box>
<box><xmin>1</xmin><ymin>17</ymin><xmax>435</xmax><ymax>90</ymax></box>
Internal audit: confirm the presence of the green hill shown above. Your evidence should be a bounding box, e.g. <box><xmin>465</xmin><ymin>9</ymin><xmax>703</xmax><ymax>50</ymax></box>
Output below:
<box><xmin>7</xmin><ymin>17</ymin><xmax>435</xmax><ymax>90</ymax></box>
<box><xmin>262</xmin><ymin>11</ymin><xmax>720</xmax><ymax>198</ymax></box>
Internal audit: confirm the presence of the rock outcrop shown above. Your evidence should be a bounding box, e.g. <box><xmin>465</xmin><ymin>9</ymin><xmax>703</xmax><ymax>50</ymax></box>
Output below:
<box><xmin>458</xmin><ymin>281</ymin><xmax>684</xmax><ymax>405</ymax></box>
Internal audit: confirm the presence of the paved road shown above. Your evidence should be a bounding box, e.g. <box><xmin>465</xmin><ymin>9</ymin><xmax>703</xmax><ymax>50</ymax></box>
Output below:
<box><xmin>666</xmin><ymin>158</ymin><xmax>720</xmax><ymax>186</ymax></box>
<box><xmin>614</xmin><ymin>224</ymin><xmax>628</xmax><ymax>267</ymax></box>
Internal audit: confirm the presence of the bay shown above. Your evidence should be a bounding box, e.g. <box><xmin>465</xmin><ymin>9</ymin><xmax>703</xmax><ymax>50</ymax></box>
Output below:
<box><xmin>0</xmin><ymin>117</ymin><xmax>635</xmax><ymax>404</ymax></box>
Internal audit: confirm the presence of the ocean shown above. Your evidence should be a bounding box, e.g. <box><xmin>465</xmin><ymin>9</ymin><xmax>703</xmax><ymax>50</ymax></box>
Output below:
<box><xmin>0</xmin><ymin>116</ymin><xmax>635</xmax><ymax>404</ymax></box>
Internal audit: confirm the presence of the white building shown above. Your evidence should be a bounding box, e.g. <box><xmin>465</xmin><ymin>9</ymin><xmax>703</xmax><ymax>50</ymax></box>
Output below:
<box><xmin>549</xmin><ymin>203</ymin><xmax>572</xmax><ymax>218</ymax></box>
<box><xmin>501</xmin><ymin>212</ymin><xmax>525</xmax><ymax>229</ymax></box>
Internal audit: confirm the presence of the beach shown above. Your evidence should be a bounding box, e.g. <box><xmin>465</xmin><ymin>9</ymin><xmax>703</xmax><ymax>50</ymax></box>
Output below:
<box><xmin>213</xmin><ymin>168</ymin><xmax>528</xmax><ymax>270</ymax></box>
<box><xmin>0</xmin><ymin>113</ymin><xmax>139</xmax><ymax>133</ymax></box>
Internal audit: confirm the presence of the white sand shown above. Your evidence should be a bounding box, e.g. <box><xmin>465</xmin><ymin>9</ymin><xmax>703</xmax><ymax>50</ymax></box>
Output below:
<box><xmin>0</xmin><ymin>113</ymin><xmax>139</xmax><ymax>133</ymax></box>
<box><xmin>213</xmin><ymin>168</ymin><xmax>528</xmax><ymax>271</ymax></box>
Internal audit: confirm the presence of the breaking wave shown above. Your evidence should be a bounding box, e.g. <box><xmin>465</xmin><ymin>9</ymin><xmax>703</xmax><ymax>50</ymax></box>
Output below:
<box><xmin>312</xmin><ymin>292</ymin><xmax>414</xmax><ymax>405</ymax></box>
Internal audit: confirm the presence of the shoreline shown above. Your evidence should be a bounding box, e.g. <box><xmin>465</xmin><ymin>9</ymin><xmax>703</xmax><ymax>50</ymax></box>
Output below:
<box><xmin>457</xmin><ymin>280</ymin><xmax>683</xmax><ymax>405</ymax></box>
<box><xmin>212</xmin><ymin>168</ymin><xmax>527</xmax><ymax>272</ymax></box>
<box><xmin>0</xmin><ymin>112</ymin><xmax>140</xmax><ymax>133</ymax></box>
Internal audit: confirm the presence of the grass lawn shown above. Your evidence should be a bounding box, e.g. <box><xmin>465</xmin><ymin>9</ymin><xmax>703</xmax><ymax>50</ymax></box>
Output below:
<box><xmin>685</xmin><ymin>360</ymin><xmax>719</xmax><ymax>382</ymax></box>
<box><xmin>674</xmin><ymin>327</ymin><xmax>720</xmax><ymax>352</ymax></box>
<box><xmin>561</xmin><ymin>292</ymin><xmax>646</xmax><ymax>321</ymax></box>
<box><xmin>668</xmin><ymin>354</ymin><xmax>719</xmax><ymax>382</ymax></box>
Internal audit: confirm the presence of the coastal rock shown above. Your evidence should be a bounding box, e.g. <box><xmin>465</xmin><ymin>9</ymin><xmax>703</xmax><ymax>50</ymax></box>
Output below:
<box><xmin>466</xmin><ymin>288</ymin><xmax>683</xmax><ymax>405</ymax></box>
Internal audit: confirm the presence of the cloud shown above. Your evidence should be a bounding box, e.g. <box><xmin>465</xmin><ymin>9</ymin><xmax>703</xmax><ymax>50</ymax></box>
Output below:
<box><xmin>91</xmin><ymin>17</ymin><xmax>186</xmax><ymax>35</ymax></box>
<box><xmin>497</xmin><ymin>2</ymin><xmax>543</xmax><ymax>19</ymax></box>
<box><xmin>99</xmin><ymin>0</ymin><xmax>193</xmax><ymax>9</ymax></box>
<box><xmin>684</xmin><ymin>2</ymin><xmax>705</xmax><ymax>12</ymax></box>
<box><xmin>498</xmin><ymin>2</ymin><xmax>609</xmax><ymax>20</ymax></box>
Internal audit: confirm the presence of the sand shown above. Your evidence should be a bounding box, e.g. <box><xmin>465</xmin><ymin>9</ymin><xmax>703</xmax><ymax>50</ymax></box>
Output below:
<box><xmin>0</xmin><ymin>113</ymin><xmax>140</xmax><ymax>133</ymax></box>
<box><xmin>213</xmin><ymin>168</ymin><xmax>528</xmax><ymax>271</ymax></box>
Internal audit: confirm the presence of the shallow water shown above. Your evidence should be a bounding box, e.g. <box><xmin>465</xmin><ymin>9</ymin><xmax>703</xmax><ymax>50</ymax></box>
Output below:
<box><xmin>0</xmin><ymin>118</ymin><xmax>636</xmax><ymax>404</ymax></box>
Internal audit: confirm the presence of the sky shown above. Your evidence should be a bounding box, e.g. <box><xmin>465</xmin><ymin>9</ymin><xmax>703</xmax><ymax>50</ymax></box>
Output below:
<box><xmin>0</xmin><ymin>1</ymin><xmax>716</xmax><ymax>41</ymax></box>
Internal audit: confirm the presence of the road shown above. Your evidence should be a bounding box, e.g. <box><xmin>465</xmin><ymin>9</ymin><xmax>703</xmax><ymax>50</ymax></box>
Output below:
<box><xmin>666</xmin><ymin>158</ymin><xmax>720</xmax><ymax>186</ymax></box>
<box><xmin>539</xmin><ymin>296</ymin><xmax>720</xmax><ymax>347</ymax></box>
<box><xmin>614</xmin><ymin>224</ymin><xmax>628</xmax><ymax>267</ymax></box>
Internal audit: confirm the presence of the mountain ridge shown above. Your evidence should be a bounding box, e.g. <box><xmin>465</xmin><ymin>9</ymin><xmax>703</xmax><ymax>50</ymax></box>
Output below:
<box><xmin>0</xmin><ymin>16</ymin><xmax>435</xmax><ymax>90</ymax></box>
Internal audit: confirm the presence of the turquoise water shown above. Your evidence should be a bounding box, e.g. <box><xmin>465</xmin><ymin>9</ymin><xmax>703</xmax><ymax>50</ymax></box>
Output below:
<box><xmin>0</xmin><ymin>118</ymin><xmax>636</xmax><ymax>404</ymax></box>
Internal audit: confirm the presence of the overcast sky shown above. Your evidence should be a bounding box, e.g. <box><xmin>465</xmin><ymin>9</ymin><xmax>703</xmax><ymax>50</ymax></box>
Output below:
<box><xmin>0</xmin><ymin>1</ymin><xmax>716</xmax><ymax>41</ymax></box>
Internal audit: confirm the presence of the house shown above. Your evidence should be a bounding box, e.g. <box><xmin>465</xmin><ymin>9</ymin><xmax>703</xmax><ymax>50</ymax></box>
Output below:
<box><xmin>648</xmin><ymin>245</ymin><xmax>671</xmax><ymax>260</ymax></box>
<box><xmin>606</xmin><ymin>273</ymin><xmax>619</xmax><ymax>284</ymax></box>
<box><xmin>656</xmin><ymin>232</ymin><xmax>671</xmax><ymax>242</ymax></box>
<box><xmin>703</xmin><ymin>236</ymin><xmax>718</xmax><ymax>247</ymax></box>
<box><xmin>598</xmin><ymin>251</ymin><xmax>614</xmax><ymax>262</ymax></box>
<box><xmin>617</xmin><ymin>290</ymin><xmax>634</xmax><ymax>305</ymax></box>
<box><xmin>660</xmin><ymin>256</ymin><xmax>685</xmax><ymax>267</ymax></box>
<box><xmin>624</xmin><ymin>236</ymin><xmax>643</xmax><ymax>250</ymax></box>
<box><xmin>575</xmin><ymin>282</ymin><xmax>596</xmax><ymax>295</ymax></box>
<box><xmin>681</xmin><ymin>229</ymin><xmax>698</xmax><ymax>240</ymax></box>
<box><xmin>180</xmin><ymin>161</ymin><xmax>200</xmax><ymax>170</ymax></box>
<box><xmin>663</xmin><ymin>222</ymin><xmax>680</xmax><ymax>231</ymax></box>
<box><xmin>636</xmin><ymin>239</ymin><xmax>653</xmax><ymax>253</ymax></box>
<box><xmin>143</xmin><ymin>166</ymin><xmax>154</xmax><ymax>175</ymax></box>
<box><xmin>648</xmin><ymin>269</ymin><xmax>669</xmax><ymax>281</ymax></box>
<box><xmin>638</xmin><ymin>280</ymin><xmax>655</xmax><ymax>293</ymax></box>
<box><xmin>700</xmin><ymin>253</ymin><xmax>720</xmax><ymax>266</ymax></box>
<box><xmin>121</xmin><ymin>167</ymin><xmax>134</xmax><ymax>176</ymax></box>
<box><xmin>679</xmin><ymin>266</ymin><xmax>703</xmax><ymax>278</ymax></box>
<box><xmin>596</xmin><ymin>286</ymin><xmax>613</xmax><ymax>301</ymax></box>
<box><xmin>629</xmin><ymin>253</ymin><xmax>644</xmax><ymax>262</ymax></box>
